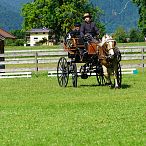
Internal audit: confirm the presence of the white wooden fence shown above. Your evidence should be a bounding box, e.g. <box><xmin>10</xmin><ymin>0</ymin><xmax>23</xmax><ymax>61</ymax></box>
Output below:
<box><xmin>0</xmin><ymin>46</ymin><xmax>145</xmax><ymax>74</ymax></box>
<box><xmin>0</xmin><ymin>72</ymin><xmax>32</xmax><ymax>78</ymax></box>
<box><xmin>0</xmin><ymin>49</ymin><xmax>67</xmax><ymax>73</ymax></box>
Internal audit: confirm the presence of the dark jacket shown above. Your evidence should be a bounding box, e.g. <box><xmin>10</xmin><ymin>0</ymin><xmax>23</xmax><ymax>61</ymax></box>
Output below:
<box><xmin>64</xmin><ymin>29</ymin><xmax>81</xmax><ymax>44</ymax></box>
<box><xmin>80</xmin><ymin>21</ymin><xmax>99</xmax><ymax>37</ymax></box>
<box><xmin>64</xmin><ymin>29</ymin><xmax>80</xmax><ymax>40</ymax></box>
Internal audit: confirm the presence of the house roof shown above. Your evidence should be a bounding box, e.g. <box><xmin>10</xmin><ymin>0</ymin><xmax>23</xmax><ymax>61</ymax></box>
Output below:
<box><xmin>26</xmin><ymin>28</ymin><xmax>52</xmax><ymax>33</ymax></box>
<box><xmin>0</xmin><ymin>28</ymin><xmax>16</xmax><ymax>40</ymax></box>
<box><xmin>0</xmin><ymin>35</ymin><xmax>5</xmax><ymax>40</ymax></box>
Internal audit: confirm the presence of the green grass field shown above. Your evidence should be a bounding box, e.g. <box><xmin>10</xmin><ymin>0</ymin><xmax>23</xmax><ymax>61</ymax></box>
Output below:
<box><xmin>118</xmin><ymin>42</ymin><xmax>146</xmax><ymax>47</ymax></box>
<box><xmin>5</xmin><ymin>45</ymin><xmax>62</xmax><ymax>51</ymax></box>
<box><xmin>0</xmin><ymin>72</ymin><xmax>146</xmax><ymax>146</ymax></box>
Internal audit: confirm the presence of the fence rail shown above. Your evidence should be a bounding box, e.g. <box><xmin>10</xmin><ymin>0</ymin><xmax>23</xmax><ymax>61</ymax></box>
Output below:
<box><xmin>0</xmin><ymin>46</ymin><xmax>146</xmax><ymax>73</ymax></box>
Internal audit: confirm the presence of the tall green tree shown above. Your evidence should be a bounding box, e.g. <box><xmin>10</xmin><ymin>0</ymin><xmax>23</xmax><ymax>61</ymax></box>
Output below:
<box><xmin>132</xmin><ymin>0</ymin><xmax>146</xmax><ymax>35</ymax></box>
<box><xmin>10</xmin><ymin>30</ymin><xmax>25</xmax><ymax>39</ymax></box>
<box><xmin>113</xmin><ymin>26</ymin><xmax>127</xmax><ymax>43</ymax></box>
<box><xmin>128</xmin><ymin>28</ymin><xmax>144</xmax><ymax>42</ymax></box>
<box><xmin>22</xmin><ymin>0</ymin><xmax>104</xmax><ymax>40</ymax></box>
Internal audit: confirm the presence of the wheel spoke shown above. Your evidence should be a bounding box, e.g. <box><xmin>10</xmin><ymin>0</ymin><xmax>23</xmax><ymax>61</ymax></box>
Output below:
<box><xmin>116</xmin><ymin>63</ymin><xmax>122</xmax><ymax>87</ymax></box>
<box><xmin>96</xmin><ymin>65</ymin><xmax>105</xmax><ymax>86</ymax></box>
<box><xmin>57</xmin><ymin>57</ymin><xmax>69</xmax><ymax>87</ymax></box>
<box><xmin>63</xmin><ymin>75</ymin><xmax>67</xmax><ymax>85</ymax></box>
<box><xmin>72</xmin><ymin>63</ymin><xmax>77</xmax><ymax>87</ymax></box>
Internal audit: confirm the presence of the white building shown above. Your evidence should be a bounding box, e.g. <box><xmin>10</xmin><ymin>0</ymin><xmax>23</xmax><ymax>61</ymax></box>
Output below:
<box><xmin>25</xmin><ymin>28</ymin><xmax>53</xmax><ymax>46</ymax></box>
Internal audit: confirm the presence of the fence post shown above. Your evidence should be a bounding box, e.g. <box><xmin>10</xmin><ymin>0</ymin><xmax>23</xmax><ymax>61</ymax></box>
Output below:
<box><xmin>142</xmin><ymin>48</ymin><xmax>144</xmax><ymax>74</ymax></box>
<box><xmin>35</xmin><ymin>52</ymin><xmax>38</xmax><ymax>74</ymax></box>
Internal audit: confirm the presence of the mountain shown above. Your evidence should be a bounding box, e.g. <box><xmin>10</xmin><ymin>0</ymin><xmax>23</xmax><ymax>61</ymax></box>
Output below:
<box><xmin>0</xmin><ymin>0</ymin><xmax>33</xmax><ymax>30</ymax></box>
<box><xmin>92</xmin><ymin>0</ymin><xmax>139</xmax><ymax>33</ymax></box>
<box><xmin>0</xmin><ymin>0</ymin><xmax>139</xmax><ymax>33</ymax></box>
<box><xmin>0</xmin><ymin>1</ymin><xmax>21</xmax><ymax>30</ymax></box>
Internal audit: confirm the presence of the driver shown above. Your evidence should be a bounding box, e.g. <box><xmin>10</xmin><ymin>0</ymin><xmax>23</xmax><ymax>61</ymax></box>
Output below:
<box><xmin>80</xmin><ymin>13</ymin><xmax>100</xmax><ymax>41</ymax></box>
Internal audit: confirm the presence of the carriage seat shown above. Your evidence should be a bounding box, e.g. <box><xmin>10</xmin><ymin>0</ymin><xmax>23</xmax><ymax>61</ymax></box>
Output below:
<box><xmin>65</xmin><ymin>32</ymin><xmax>85</xmax><ymax>49</ymax></box>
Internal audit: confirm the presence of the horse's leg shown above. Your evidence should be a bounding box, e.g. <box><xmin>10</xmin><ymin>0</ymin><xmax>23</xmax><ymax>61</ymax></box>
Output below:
<box><xmin>107</xmin><ymin>67</ymin><xmax>112</xmax><ymax>86</ymax></box>
<box><xmin>102</xmin><ymin>65</ymin><xmax>112</xmax><ymax>86</ymax></box>
<box><xmin>114</xmin><ymin>74</ymin><xmax>119</xmax><ymax>88</ymax></box>
<box><xmin>113</xmin><ymin>63</ymin><xmax>119</xmax><ymax>89</ymax></box>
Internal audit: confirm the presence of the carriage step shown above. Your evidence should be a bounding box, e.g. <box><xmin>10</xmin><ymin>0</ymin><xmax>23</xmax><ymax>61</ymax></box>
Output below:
<box><xmin>48</xmin><ymin>71</ymin><xmax>98</xmax><ymax>77</ymax></box>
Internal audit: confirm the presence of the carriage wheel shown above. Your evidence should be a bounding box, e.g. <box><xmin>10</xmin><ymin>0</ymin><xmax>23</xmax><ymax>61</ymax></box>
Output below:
<box><xmin>116</xmin><ymin>63</ymin><xmax>122</xmax><ymax>88</ymax></box>
<box><xmin>57</xmin><ymin>57</ymin><xmax>69</xmax><ymax>87</ymax></box>
<box><xmin>96</xmin><ymin>65</ymin><xmax>105</xmax><ymax>86</ymax></box>
<box><xmin>96</xmin><ymin>75</ymin><xmax>105</xmax><ymax>86</ymax></box>
<box><xmin>72</xmin><ymin>63</ymin><xmax>78</xmax><ymax>87</ymax></box>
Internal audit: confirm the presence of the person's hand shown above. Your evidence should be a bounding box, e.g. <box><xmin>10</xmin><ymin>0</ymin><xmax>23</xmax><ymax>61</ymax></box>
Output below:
<box><xmin>96</xmin><ymin>33</ymin><xmax>100</xmax><ymax>38</ymax></box>
<box><xmin>84</xmin><ymin>33</ymin><xmax>92</xmax><ymax>37</ymax></box>
<box><xmin>84</xmin><ymin>33</ymin><xmax>92</xmax><ymax>41</ymax></box>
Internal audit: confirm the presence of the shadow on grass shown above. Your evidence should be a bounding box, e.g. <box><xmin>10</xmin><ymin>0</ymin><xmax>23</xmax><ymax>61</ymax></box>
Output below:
<box><xmin>68</xmin><ymin>84</ymin><xmax>131</xmax><ymax>89</ymax></box>
<box><xmin>120</xmin><ymin>84</ymin><xmax>131</xmax><ymax>89</ymax></box>
<box><xmin>67</xmin><ymin>84</ymin><xmax>99</xmax><ymax>88</ymax></box>
<box><xmin>77</xmin><ymin>84</ymin><xmax>111</xmax><ymax>88</ymax></box>
<box><xmin>80</xmin><ymin>84</ymin><xmax>99</xmax><ymax>87</ymax></box>
<box><xmin>109</xmin><ymin>84</ymin><xmax>131</xmax><ymax>89</ymax></box>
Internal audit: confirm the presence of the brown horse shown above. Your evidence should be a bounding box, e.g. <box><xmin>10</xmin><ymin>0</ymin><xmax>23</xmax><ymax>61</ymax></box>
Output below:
<box><xmin>97</xmin><ymin>34</ymin><xmax>121</xmax><ymax>88</ymax></box>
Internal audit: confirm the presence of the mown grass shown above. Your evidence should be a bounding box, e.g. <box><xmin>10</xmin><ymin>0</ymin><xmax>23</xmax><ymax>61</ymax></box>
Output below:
<box><xmin>0</xmin><ymin>72</ymin><xmax>146</xmax><ymax>146</ymax></box>
<box><xmin>5</xmin><ymin>45</ymin><xmax>63</xmax><ymax>51</ymax></box>
<box><xmin>118</xmin><ymin>42</ymin><xmax>146</xmax><ymax>47</ymax></box>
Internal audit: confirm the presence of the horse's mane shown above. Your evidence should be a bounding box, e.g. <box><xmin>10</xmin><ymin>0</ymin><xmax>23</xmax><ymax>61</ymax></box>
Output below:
<box><xmin>101</xmin><ymin>34</ymin><xmax>115</xmax><ymax>46</ymax></box>
<box><xmin>97</xmin><ymin>43</ymin><xmax>107</xmax><ymax>60</ymax></box>
<box><xmin>97</xmin><ymin>34</ymin><xmax>117</xmax><ymax>60</ymax></box>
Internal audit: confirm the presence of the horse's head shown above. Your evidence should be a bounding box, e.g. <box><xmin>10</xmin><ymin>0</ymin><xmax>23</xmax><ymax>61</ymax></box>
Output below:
<box><xmin>101</xmin><ymin>34</ymin><xmax>116</xmax><ymax>59</ymax></box>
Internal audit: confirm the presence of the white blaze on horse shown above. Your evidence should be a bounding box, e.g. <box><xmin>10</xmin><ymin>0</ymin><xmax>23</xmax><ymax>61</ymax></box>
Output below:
<box><xmin>97</xmin><ymin>34</ymin><xmax>122</xmax><ymax>88</ymax></box>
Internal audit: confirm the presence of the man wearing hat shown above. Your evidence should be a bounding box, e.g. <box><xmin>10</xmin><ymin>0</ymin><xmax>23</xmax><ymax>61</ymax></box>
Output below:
<box><xmin>70</xmin><ymin>22</ymin><xmax>81</xmax><ymax>37</ymax></box>
<box><xmin>80</xmin><ymin>13</ymin><xmax>100</xmax><ymax>39</ymax></box>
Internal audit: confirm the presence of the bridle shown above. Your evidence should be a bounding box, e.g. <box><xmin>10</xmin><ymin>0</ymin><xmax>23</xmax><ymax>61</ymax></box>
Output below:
<box><xmin>103</xmin><ymin>38</ymin><xmax>116</xmax><ymax>53</ymax></box>
<box><xmin>99</xmin><ymin>38</ymin><xmax>116</xmax><ymax>61</ymax></box>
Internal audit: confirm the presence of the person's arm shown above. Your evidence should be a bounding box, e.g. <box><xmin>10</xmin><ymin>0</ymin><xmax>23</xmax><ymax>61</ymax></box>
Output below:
<box><xmin>93</xmin><ymin>22</ymin><xmax>100</xmax><ymax>35</ymax></box>
<box><xmin>80</xmin><ymin>23</ymin><xmax>85</xmax><ymax>37</ymax></box>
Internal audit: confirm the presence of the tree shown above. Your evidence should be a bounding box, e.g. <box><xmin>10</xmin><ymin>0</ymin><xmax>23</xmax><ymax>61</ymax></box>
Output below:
<box><xmin>128</xmin><ymin>28</ymin><xmax>144</xmax><ymax>42</ymax></box>
<box><xmin>129</xmin><ymin>28</ymin><xmax>139</xmax><ymax>42</ymax></box>
<box><xmin>113</xmin><ymin>26</ymin><xmax>127</xmax><ymax>43</ymax></box>
<box><xmin>132</xmin><ymin>0</ymin><xmax>146</xmax><ymax>35</ymax></box>
<box><xmin>22</xmin><ymin>0</ymin><xmax>104</xmax><ymax>40</ymax></box>
<box><xmin>10</xmin><ymin>30</ymin><xmax>25</xmax><ymax>39</ymax></box>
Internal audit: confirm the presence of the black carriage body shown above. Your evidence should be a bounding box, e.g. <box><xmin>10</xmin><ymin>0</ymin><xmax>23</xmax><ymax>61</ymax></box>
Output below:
<box><xmin>64</xmin><ymin>36</ymin><xmax>98</xmax><ymax>63</ymax></box>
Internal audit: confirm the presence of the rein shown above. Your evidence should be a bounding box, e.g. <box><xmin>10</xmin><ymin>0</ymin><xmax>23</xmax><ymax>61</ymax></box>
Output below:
<box><xmin>98</xmin><ymin>38</ymin><xmax>116</xmax><ymax>61</ymax></box>
<box><xmin>97</xmin><ymin>45</ymin><xmax>108</xmax><ymax>60</ymax></box>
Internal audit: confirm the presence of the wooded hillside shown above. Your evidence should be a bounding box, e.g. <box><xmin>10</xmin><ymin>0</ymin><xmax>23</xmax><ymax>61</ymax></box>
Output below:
<box><xmin>93</xmin><ymin>0</ymin><xmax>139</xmax><ymax>32</ymax></box>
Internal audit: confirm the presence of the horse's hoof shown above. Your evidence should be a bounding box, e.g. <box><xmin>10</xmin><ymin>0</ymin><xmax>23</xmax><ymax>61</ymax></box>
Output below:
<box><xmin>115</xmin><ymin>86</ymin><xmax>120</xmax><ymax>89</ymax></box>
<box><xmin>105</xmin><ymin>83</ymin><xmax>112</xmax><ymax>86</ymax></box>
<box><xmin>109</xmin><ymin>84</ymin><xmax>112</xmax><ymax>88</ymax></box>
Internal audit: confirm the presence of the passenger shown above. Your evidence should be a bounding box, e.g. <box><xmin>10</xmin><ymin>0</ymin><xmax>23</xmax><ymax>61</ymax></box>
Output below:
<box><xmin>65</xmin><ymin>22</ymin><xmax>84</xmax><ymax>48</ymax></box>
<box><xmin>65</xmin><ymin>22</ymin><xmax>81</xmax><ymax>40</ymax></box>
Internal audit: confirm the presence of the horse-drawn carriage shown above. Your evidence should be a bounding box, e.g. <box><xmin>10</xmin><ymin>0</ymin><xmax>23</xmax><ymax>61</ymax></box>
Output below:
<box><xmin>57</xmin><ymin>33</ymin><xmax>122</xmax><ymax>88</ymax></box>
